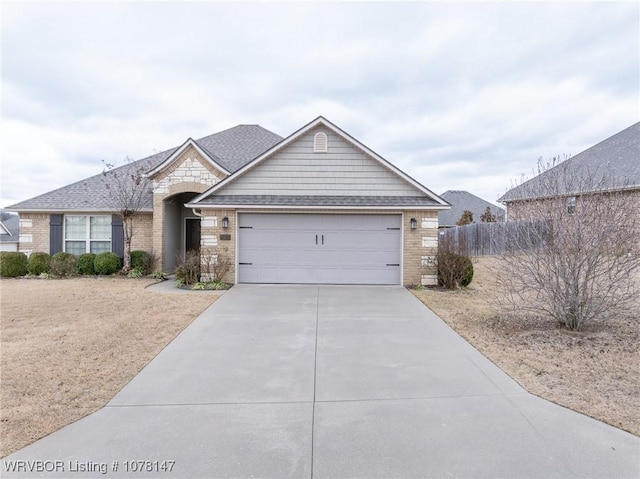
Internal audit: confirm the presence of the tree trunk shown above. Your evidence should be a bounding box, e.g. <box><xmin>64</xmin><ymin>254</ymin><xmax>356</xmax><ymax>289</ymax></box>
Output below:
<box><xmin>122</xmin><ymin>217</ymin><xmax>133</xmax><ymax>272</ymax></box>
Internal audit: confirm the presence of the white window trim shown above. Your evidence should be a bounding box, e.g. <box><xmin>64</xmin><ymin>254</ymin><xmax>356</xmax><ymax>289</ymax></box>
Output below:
<box><xmin>64</xmin><ymin>215</ymin><xmax>112</xmax><ymax>254</ymax></box>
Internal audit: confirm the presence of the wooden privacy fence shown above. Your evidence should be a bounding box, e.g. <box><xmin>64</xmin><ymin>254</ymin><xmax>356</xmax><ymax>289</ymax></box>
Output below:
<box><xmin>438</xmin><ymin>220</ymin><xmax>551</xmax><ymax>256</ymax></box>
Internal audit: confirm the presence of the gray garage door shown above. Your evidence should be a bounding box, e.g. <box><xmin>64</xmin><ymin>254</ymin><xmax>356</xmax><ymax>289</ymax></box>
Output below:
<box><xmin>237</xmin><ymin>213</ymin><xmax>401</xmax><ymax>284</ymax></box>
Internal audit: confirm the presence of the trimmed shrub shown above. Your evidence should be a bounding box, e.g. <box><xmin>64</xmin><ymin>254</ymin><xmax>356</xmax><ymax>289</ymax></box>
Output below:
<box><xmin>94</xmin><ymin>252</ymin><xmax>121</xmax><ymax>275</ymax></box>
<box><xmin>437</xmin><ymin>252</ymin><xmax>474</xmax><ymax>289</ymax></box>
<box><xmin>130</xmin><ymin>250</ymin><xmax>152</xmax><ymax>275</ymax></box>
<box><xmin>0</xmin><ymin>251</ymin><xmax>28</xmax><ymax>277</ymax></box>
<box><xmin>50</xmin><ymin>252</ymin><xmax>77</xmax><ymax>277</ymax></box>
<box><xmin>27</xmin><ymin>252</ymin><xmax>51</xmax><ymax>275</ymax></box>
<box><xmin>76</xmin><ymin>253</ymin><xmax>96</xmax><ymax>275</ymax></box>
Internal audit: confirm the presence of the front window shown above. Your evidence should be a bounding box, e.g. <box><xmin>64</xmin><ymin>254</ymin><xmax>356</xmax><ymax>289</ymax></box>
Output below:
<box><xmin>65</xmin><ymin>215</ymin><xmax>111</xmax><ymax>255</ymax></box>
<box><xmin>566</xmin><ymin>196</ymin><xmax>576</xmax><ymax>214</ymax></box>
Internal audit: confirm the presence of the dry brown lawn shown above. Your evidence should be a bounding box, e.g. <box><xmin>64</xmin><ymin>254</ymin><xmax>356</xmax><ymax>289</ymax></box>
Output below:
<box><xmin>412</xmin><ymin>257</ymin><xmax>639</xmax><ymax>437</ymax></box>
<box><xmin>0</xmin><ymin>277</ymin><xmax>217</xmax><ymax>458</ymax></box>
<box><xmin>1</xmin><ymin>266</ymin><xmax>637</xmax><ymax>458</ymax></box>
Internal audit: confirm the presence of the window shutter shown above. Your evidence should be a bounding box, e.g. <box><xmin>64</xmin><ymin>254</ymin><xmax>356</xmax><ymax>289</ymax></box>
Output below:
<box><xmin>111</xmin><ymin>215</ymin><xmax>124</xmax><ymax>259</ymax></box>
<box><xmin>49</xmin><ymin>214</ymin><xmax>63</xmax><ymax>254</ymax></box>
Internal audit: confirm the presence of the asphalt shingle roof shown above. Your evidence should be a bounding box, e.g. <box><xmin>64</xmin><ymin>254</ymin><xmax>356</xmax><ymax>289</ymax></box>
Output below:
<box><xmin>196</xmin><ymin>125</ymin><xmax>283</xmax><ymax>173</ymax></box>
<box><xmin>192</xmin><ymin>195</ymin><xmax>442</xmax><ymax>208</ymax></box>
<box><xmin>438</xmin><ymin>191</ymin><xmax>504</xmax><ymax>227</ymax></box>
<box><xmin>7</xmin><ymin>125</ymin><xmax>283</xmax><ymax>211</ymax></box>
<box><xmin>499</xmin><ymin>122</ymin><xmax>640</xmax><ymax>203</ymax></box>
<box><xmin>0</xmin><ymin>215</ymin><xmax>19</xmax><ymax>242</ymax></box>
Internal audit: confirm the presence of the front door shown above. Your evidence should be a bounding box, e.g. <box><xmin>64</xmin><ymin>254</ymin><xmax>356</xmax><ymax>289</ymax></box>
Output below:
<box><xmin>185</xmin><ymin>218</ymin><xmax>201</xmax><ymax>253</ymax></box>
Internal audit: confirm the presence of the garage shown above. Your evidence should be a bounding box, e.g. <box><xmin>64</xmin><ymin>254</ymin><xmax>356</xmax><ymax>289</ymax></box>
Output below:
<box><xmin>237</xmin><ymin>213</ymin><xmax>402</xmax><ymax>284</ymax></box>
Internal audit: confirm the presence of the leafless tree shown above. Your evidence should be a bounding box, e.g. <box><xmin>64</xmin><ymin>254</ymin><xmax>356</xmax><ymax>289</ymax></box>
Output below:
<box><xmin>495</xmin><ymin>157</ymin><xmax>640</xmax><ymax>331</ymax></box>
<box><xmin>201</xmin><ymin>247</ymin><xmax>234</xmax><ymax>283</ymax></box>
<box><xmin>101</xmin><ymin>158</ymin><xmax>153</xmax><ymax>272</ymax></box>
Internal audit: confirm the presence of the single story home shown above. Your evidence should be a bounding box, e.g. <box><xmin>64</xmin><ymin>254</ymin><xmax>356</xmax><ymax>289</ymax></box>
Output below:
<box><xmin>499</xmin><ymin>122</ymin><xmax>640</xmax><ymax>221</ymax></box>
<box><xmin>438</xmin><ymin>190</ymin><xmax>504</xmax><ymax>228</ymax></box>
<box><xmin>8</xmin><ymin>116</ymin><xmax>450</xmax><ymax>286</ymax></box>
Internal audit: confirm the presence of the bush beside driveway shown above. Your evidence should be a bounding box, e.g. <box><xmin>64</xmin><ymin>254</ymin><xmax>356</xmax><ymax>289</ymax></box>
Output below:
<box><xmin>412</xmin><ymin>257</ymin><xmax>639</xmax><ymax>437</ymax></box>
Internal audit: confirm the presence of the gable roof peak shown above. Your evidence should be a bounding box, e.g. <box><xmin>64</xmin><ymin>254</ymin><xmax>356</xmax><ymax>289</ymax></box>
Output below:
<box><xmin>145</xmin><ymin>137</ymin><xmax>230</xmax><ymax>179</ymax></box>
<box><xmin>189</xmin><ymin>116</ymin><xmax>449</xmax><ymax>208</ymax></box>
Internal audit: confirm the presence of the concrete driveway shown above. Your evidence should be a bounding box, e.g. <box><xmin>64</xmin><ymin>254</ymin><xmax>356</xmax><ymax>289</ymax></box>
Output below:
<box><xmin>4</xmin><ymin>285</ymin><xmax>639</xmax><ymax>478</ymax></box>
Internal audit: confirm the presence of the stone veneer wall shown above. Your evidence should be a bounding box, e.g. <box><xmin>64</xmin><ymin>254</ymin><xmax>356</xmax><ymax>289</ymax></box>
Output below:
<box><xmin>199</xmin><ymin>209</ymin><xmax>237</xmax><ymax>283</ymax></box>
<box><xmin>402</xmin><ymin>210</ymin><xmax>439</xmax><ymax>286</ymax></box>
<box><xmin>151</xmin><ymin>146</ymin><xmax>225</xmax><ymax>270</ymax></box>
<box><xmin>153</xmin><ymin>146</ymin><xmax>225</xmax><ymax>195</ymax></box>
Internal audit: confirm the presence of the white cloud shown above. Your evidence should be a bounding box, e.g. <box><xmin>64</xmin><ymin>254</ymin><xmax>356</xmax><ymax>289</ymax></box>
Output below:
<box><xmin>1</xmin><ymin>1</ymin><xmax>638</xmax><ymax>208</ymax></box>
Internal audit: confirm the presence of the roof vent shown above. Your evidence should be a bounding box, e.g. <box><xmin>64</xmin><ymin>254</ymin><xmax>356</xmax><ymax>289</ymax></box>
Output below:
<box><xmin>314</xmin><ymin>132</ymin><xmax>328</xmax><ymax>153</ymax></box>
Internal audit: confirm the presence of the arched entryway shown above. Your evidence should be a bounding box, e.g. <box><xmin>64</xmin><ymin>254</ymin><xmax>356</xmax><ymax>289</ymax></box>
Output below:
<box><xmin>163</xmin><ymin>192</ymin><xmax>201</xmax><ymax>271</ymax></box>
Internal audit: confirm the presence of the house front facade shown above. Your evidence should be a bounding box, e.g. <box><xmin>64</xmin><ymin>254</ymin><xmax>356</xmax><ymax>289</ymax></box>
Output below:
<box><xmin>8</xmin><ymin>117</ymin><xmax>450</xmax><ymax>286</ymax></box>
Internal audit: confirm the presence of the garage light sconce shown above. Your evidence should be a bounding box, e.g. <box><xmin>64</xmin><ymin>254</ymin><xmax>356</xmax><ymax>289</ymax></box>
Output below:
<box><xmin>410</xmin><ymin>218</ymin><xmax>417</xmax><ymax>230</ymax></box>
<box><xmin>222</xmin><ymin>216</ymin><xmax>229</xmax><ymax>229</ymax></box>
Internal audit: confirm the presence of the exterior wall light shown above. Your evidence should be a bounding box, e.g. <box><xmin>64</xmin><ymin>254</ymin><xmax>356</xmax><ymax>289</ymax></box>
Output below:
<box><xmin>410</xmin><ymin>218</ymin><xmax>417</xmax><ymax>230</ymax></box>
<box><xmin>222</xmin><ymin>216</ymin><xmax>229</xmax><ymax>229</ymax></box>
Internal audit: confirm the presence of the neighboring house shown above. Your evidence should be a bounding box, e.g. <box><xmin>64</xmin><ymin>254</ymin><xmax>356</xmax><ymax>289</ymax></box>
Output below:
<box><xmin>499</xmin><ymin>122</ymin><xmax>640</xmax><ymax>220</ymax></box>
<box><xmin>7</xmin><ymin>116</ymin><xmax>450</xmax><ymax>286</ymax></box>
<box><xmin>438</xmin><ymin>190</ymin><xmax>504</xmax><ymax>228</ymax></box>
<box><xmin>0</xmin><ymin>214</ymin><xmax>20</xmax><ymax>252</ymax></box>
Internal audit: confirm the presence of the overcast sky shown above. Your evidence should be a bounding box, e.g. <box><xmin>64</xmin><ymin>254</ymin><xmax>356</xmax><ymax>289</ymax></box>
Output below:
<box><xmin>1</xmin><ymin>1</ymin><xmax>638</xmax><ymax>210</ymax></box>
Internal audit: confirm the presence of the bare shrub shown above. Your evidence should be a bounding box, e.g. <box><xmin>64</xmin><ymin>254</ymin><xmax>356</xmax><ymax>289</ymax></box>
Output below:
<box><xmin>201</xmin><ymin>247</ymin><xmax>234</xmax><ymax>283</ymax></box>
<box><xmin>174</xmin><ymin>250</ymin><xmax>200</xmax><ymax>286</ymax></box>
<box><xmin>496</xmin><ymin>158</ymin><xmax>640</xmax><ymax>331</ymax></box>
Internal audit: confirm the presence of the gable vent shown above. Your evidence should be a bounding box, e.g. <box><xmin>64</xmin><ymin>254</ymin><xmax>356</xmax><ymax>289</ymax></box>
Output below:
<box><xmin>313</xmin><ymin>132</ymin><xmax>328</xmax><ymax>152</ymax></box>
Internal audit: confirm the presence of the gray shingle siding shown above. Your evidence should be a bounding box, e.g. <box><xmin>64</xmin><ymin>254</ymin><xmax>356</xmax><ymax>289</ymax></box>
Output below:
<box><xmin>499</xmin><ymin>122</ymin><xmax>640</xmax><ymax>203</ymax></box>
<box><xmin>216</xmin><ymin>126</ymin><xmax>425</xmax><ymax>197</ymax></box>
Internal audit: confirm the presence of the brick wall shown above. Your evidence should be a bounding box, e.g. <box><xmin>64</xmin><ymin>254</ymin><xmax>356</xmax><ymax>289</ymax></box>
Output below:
<box><xmin>130</xmin><ymin>213</ymin><xmax>154</xmax><ymax>252</ymax></box>
<box><xmin>18</xmin><ymin>213</ymin><xmax>154</xmax><ymax>258</ymax></box>
<box><xmin>17</xmin><ymin>213</ymin><xmax>49</xmax><ymax>254</ymax></box>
